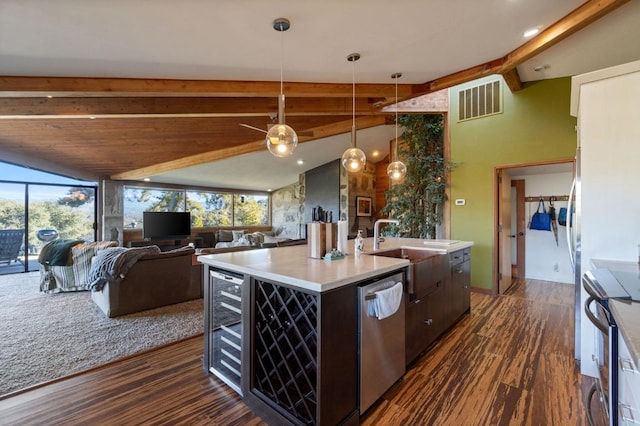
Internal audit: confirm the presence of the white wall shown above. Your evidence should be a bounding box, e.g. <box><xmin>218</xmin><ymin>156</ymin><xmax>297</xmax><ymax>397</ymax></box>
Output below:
<box><xmin>512</xmin><ymin>171</ymin><xmax>574</xmax><ymax>283</ymax></box>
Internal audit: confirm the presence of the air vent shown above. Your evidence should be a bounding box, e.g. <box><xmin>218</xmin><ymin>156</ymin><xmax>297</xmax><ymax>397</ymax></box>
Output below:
<box><xmin>458</xmin><ymin>79</ymin><xmax>502</xmax><ymax>121</ymax></box>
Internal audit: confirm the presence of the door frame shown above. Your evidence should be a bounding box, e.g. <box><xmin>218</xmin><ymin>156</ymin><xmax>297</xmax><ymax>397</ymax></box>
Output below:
<box><xmin>493</xmin><ymin>158</ymin><xmax>575</xmax><ymax>294</ymax></box>
<box><xmin>511</xmin><ymin>179</ymin><xmax>526</xmax><ymax>279</ymax></box>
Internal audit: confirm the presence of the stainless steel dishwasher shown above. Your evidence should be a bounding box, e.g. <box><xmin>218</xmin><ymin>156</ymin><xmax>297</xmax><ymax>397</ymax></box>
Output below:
<box><xmin>358</xmin><ymin>271</ymin><xmax>405</xmax><ymax>413</ymax></box>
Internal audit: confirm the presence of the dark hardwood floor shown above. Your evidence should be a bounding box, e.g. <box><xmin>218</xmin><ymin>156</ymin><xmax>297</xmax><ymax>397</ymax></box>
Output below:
<box><xmin>0</xmin><ymin>279</ymin><xmax>595</xmax><ymax>425</ymax></box>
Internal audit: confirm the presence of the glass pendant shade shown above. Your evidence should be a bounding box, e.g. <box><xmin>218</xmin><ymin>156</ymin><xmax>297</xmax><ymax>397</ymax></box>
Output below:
<box><xmin>342</xmin><ymin>53</ymin><xmax>366</xmax><ymax>173</ymax></box>
<box><xmin>266</xmin><ymin>123</ymin><xmax>298</xmax><ymax>157</ymax></box>
<box><xmin>341</xmin><ymin>146</ymin><xmax>367</xmax><ymax>172</ymax></box>
<box><xmin>387</xmin><ymin>160</ymin><xmax>407</xmax><ymax>180</ymax></box>
<box><xmin>267</xmin><ymin>18</ymin><xmax>297</xmax><ymax>158</ymax></box>
<box><xmin>388</xmin><ymin>72</ymin><xmax>407</xmax><ymax>181</ymax></box>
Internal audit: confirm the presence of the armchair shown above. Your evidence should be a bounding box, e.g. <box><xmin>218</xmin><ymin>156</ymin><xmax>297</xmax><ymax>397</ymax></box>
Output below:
<box><xmin>0</xmin><ymin>229</ymin><xmax>25</xmax><ymax>266</ymax></box>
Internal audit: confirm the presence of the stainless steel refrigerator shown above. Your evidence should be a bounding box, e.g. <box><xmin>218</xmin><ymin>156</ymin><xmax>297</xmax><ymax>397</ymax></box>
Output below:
<box><xmin>569</xmin><ymin>60</ymin><xmax>640</xmax><ymax>377</ymax></box>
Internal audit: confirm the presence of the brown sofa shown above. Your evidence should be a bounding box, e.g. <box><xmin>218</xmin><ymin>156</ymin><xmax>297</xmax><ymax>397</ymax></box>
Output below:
<box><xmin>90</xmin><ymin>246</ymin><xmax>201</xmax><ymax>317</ymax></box>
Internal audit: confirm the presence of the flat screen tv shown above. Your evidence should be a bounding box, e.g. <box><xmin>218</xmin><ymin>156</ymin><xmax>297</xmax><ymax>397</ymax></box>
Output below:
<box><xmin>143</xmin><ymin>211</ymin><xmax>191</xmax><ymax>240</ymax></box>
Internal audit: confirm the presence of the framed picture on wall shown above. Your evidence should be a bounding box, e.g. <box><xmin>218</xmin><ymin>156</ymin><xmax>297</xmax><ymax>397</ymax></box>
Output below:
<box><xmin>356</xmin><ymin>196</ymin><xmax>372</xmax><ymax>217</ymax></box>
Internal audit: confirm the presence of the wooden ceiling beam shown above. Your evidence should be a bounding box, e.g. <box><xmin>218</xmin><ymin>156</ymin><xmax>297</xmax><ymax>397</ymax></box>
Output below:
<box><xmin>502</xmin><ymin>0</ymin><xmax>632</xmax><ymax>69</ymax></box>
<box><xmin>0</xmin><ymin>76</ymin><xmax>412</xmax><ymax>99</ymax></box>
<box><xmin>0</xmin><ymin>96</ymin><xmax>381</xmax><ymax>118</ymax></box>
<box><xmin>110</xmin><ymin>115</ymin><xmax>387</xmax><ymax>180</ymax></box>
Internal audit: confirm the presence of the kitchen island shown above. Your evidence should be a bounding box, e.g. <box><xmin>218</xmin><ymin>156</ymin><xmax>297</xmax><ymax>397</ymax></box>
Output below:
<box><xmin>198</xmin><ymin>238</ymin><xmax>473</xmax><ymax>425</ymax></box>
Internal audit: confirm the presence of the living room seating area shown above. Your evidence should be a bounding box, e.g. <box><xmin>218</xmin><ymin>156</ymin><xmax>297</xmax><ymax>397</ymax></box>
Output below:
<box><xmin>38</xmin><ymin>239</ymin><xmax>201</xmax><ymax>317</ymax></box>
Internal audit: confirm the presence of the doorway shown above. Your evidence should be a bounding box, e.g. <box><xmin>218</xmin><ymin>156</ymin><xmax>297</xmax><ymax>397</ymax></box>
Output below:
<box><xmin>494</xmin><ymin>159</ymin><xmax>575</xmax><ymax>294</ymax></box>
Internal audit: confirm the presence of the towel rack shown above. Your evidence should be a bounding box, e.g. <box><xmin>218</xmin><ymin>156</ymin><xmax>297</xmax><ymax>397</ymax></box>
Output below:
<box><xmin>363</xmin><ymin>280</ymin><xmax>400</xmax><ymax>300</ymax></box>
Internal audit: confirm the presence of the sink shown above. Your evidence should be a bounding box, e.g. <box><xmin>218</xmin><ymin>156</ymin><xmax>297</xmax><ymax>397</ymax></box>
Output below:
<box><xmin>370</xmin><ymin>247</ymin><xmax>445</xmax><ymax>263</ymax></box>
<box><xmin>370</xmin><ymin>247</ymin><xmax>449</xmax><ymax>297</ymax></box>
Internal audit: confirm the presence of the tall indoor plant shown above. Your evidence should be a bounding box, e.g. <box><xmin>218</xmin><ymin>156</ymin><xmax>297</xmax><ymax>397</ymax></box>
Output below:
<box><xmin>380</xmin><ymin>114</ymin><xmax>450</xmax><ymax>239</ymax></box>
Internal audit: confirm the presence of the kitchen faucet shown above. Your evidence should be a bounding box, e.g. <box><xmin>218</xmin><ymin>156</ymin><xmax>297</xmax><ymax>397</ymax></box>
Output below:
<box><xmin>373</xmin><ymin>219</ymin><xmax>400</xmax><ymax>250</ymax></box>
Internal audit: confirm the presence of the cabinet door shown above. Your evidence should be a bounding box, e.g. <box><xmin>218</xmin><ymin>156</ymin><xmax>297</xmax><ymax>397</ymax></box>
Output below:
<box><xmin>207</xmin><ymin>269</ymin><xmax>244</xmax><ymax>395</ymax></box>
<box><xmin>406</xmin><ymin>298</ymin><xmax>428</xmax><ymax>365</ymax></box>
<box><xmin>426</xmin><ymin>281</ymin><xmax>447</xmax><ymax>341</ymax></box>
<box><xmin>451</xmin><ymin>260</ymin><xmax>471</xmax><ymax>319</ymax></box>
<box><xmin>406</xmin><ymin>280</ymin><xmax>448</xmax><ymax>365</ymax></box>
<box><xmin>461</xmin><ymin>260</ymin><xmax>471</xmax><ymax>314</ymax></box>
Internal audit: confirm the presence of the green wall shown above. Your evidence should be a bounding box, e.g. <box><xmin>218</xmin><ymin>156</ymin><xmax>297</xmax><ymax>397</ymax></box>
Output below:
<box><xmin>449</xmin><ymin>76</ymin><xmax>576</xmax><ymax>291</ymax></box>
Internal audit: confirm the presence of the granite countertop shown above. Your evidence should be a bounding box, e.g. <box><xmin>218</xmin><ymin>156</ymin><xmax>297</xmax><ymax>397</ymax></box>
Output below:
<box><xmin>591</xmin><ymin>259</ymin><xmax>640</xmax><ymax>369</ymax></box>
<box><xmin>198</xmin><ymin>238</ymin><xmax>473</xmax><ymax>293</ymax></box>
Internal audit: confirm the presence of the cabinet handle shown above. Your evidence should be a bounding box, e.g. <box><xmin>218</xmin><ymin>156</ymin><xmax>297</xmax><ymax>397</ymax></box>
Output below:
<box><xmin>619</xmin><ymin>403</ymin><xmax>640</xmax><ymax>424</ymax></box>
<box><xmin>619</xmin><ymin>357</ymin><xmax>640</xmax><ymax>374</ymax></box>
<box><xmin>424</xmin><ymin>319</ymin><xmax>433</xmax><ymax>325</ymax></box>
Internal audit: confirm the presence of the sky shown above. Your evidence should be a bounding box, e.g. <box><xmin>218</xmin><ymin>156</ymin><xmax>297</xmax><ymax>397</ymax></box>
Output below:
<box><xmin>0</xmin><ymin>161</ymin><xmax>96</xmax><ymax>201</ymax></box>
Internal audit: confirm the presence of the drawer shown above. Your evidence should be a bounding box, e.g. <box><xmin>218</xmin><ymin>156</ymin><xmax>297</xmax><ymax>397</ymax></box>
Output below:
<box><xmin>449</xmin><ymin>248</ymin><xmax>471</xmax><ymax>266</ymax></box>
<box><xmin>618</xmin><ymin>333</ymin><xmax>640</xmax><ymax>423</ymax></box>
<box><xmin>619</xmin><ymin>378</ymin><xmax>640</xmax><ymax>425</ymax></box>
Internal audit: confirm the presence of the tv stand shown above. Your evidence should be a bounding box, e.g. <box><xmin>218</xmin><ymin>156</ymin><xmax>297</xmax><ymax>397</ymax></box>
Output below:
<box><xmin>127</xmin><ymin>237</ymin><xmax>202</xmax><ymax>251</ymax></box>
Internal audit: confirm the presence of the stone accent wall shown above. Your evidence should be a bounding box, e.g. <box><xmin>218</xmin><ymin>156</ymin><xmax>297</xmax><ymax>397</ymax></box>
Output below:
<box><xmin>101</xmin><ymin>180</ymin><xmax>124</xmax><ymax>246</ymax></box>
<box><xmin>348</xmin><ymin>162</ymin><xmax>376</xmax><ymax>236</ymax></box>
<box><xmin>271</xmin><ymin>174</ymin><xmax>305</xmax><ymax>239</ymax></box>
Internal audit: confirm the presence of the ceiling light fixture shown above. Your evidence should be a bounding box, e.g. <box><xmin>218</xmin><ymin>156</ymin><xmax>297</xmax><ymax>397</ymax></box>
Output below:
<box><xmin>523</xmin><ymin>27</ymin><xmax>540</xmax><ymax>38</ymax></box>
<box><xmin>266</xmin><ymin>18</ymin><xmax>298</xmax><ymax>158</ymax></box>
<box><xmin>387</xmin><ymin>72</ymin><xmax>407</xmax><ymax>181</ymax></box>
<box><xmin>341</xmin><ymin>53</ymin><xmax>366</xmax><ymax>173</ymax></box>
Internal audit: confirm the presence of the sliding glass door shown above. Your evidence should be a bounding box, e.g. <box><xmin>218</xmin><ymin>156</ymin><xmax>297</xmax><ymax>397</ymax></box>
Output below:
<box><xmin>0</xmin><ymin>181</ymin><xmax>97</xmax><ymax>275</ymax></box>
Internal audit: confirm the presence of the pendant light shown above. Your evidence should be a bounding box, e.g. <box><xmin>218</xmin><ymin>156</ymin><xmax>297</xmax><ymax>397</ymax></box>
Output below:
<box><xmin>341</xmin><ymin>53</ymin><xmax>366</xmax><ymax>173</ymax></box>
<box><xmin>387</xmin><ymin>72</ymin><xmax>407</xmax><ymax>180</ymax></box>
<box><xmin>266</xmin><ymin>18</ymin><xmax>298</xmax><ymax>157</ymax></box>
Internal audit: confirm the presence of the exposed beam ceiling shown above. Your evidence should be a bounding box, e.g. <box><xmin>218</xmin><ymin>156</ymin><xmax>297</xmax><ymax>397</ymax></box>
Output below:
<box><xmin>0</xmin><ymin>0</ymin><xmax>638</xmax><ymax>190</ymax></box>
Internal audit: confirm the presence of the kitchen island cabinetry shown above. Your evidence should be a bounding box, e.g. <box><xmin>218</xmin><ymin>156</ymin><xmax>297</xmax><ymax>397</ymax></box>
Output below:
<box><xmin>449</xmin><ymin>247</ymin><xmax>471</xmax><ymax>319</ymax></box>
<box><xmin>199</xmin><ymin>239</ymin><xmax>473</xmax><ymax>425</ymax></box>
<box><xmin>405</xmin><ymin>247</ymin><xmax>472</xmax><ymax>365</ymax></box>
<box><xmin>247</xmin><ymin>276</ymin><xmax>359</xmax><ymax>426</ymax></box>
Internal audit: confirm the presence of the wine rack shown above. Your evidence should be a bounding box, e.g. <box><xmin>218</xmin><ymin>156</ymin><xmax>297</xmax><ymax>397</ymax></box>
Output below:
<box><xmin>253</xmin><ymin>278</ymin><xmax>318</xmax><ymax>425</ymax></box>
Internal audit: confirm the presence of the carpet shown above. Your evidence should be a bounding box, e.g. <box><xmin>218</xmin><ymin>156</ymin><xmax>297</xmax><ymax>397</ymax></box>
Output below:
<box><xmin>0</xmin><ymin>271</ymin><xmax>204</xmax><ymax>396</ymax></box>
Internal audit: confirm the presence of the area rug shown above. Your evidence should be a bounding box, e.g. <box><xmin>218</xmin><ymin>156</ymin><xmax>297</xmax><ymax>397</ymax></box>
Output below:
<box><xmin>0</xmin><ymin>272</ymin><xmax>204</xmax><ymax>396</ymax></box>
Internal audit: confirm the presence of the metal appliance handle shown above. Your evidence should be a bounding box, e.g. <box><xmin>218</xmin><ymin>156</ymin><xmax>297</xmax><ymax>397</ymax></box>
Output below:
<box><xmin>211</xmin><ymin>271</ymin><xmax>243</xmax><ymax>285</ymax></box>
<box><xmin>567</xmin><ymin>177</ymin><xmax>576</xmax><ymax>269</ymax></box>
<box><xmin>584</xmin><ymin>295</ymin><xmax>608</xmax><ymax>334</ymax></box>
<box><xmin>584</xmin><ymin>382</ymin><xmax>598</xmax><ymax>426</ymax></box>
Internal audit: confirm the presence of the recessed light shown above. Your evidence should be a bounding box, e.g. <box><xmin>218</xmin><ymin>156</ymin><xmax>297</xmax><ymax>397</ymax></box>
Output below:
<box><xmin>143</xmin><ymin>178</ymin><xmax>150</xmax><ymax>182</ymax></box>
<box><xmin>46</xmin><ymin>95</ymin><xmax>53</xmax><ymax>99</ymax></box>
<box><xmin>89</xmin><ymin>116</ymin><xmax>96</xmax><ymax>120</ymax></box>
<box><xmin>297</xmin><ymin>159</ymin><xmax>304</xmax><ymax>165</ymax></box>
<box><xmin>372</xmin><ymin>150</ymin><xmax>380</xmax><ymax>157</ymax></box>
<box><xmin>523</xmin><ymin>27</ymin><xmax>540</xmax><ymax>38</ymax></box>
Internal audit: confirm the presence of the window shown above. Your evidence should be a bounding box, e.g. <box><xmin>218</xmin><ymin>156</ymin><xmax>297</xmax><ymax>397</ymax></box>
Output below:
<box><xmin>187</xmin><ymin>191</ymin><xmax>232</xmax><ymax>227</ymax></box>
<box><xmin>233</xmin><ymin>194</ymin><xmax>269</xmax><ymax>226</ymax></box>
<box><xmin>0</xmin><ymin>161</ymin><xmax>97</xmax><ymax>274</ymax></box>
<box><xmin>124</xmin><ymin>186</ymin><xmax>270</xmax><ymax>229</ymax></box>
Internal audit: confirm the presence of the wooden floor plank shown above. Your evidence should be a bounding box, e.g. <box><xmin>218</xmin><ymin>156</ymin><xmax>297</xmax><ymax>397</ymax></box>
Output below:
<box><xmin>0</xmin><ymin>279</ymin><xmax>595</xmax><ymax>425</ymax></box>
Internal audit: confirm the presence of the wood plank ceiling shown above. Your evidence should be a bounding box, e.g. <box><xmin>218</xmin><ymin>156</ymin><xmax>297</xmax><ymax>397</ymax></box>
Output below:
<box><xmin>0</xmin><ymin>0</ymin><xmax>631</xmax><ymax>183</ymax></box>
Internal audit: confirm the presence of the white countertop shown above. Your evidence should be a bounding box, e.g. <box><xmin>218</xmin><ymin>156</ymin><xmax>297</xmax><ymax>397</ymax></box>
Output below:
<box><xmin>198</xmin><ymin>238</ymin><xmax>473</xmax><ymax>293</ymax></box>
<box><xmin>590</xmin><ymin>259</ymin><xmax>640</xmax><ymax>368</ymax></box>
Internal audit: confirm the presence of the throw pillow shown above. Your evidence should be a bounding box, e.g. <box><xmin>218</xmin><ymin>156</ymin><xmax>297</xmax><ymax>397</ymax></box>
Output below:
<box><xmin>216</xmin><ymin>230</ymin><xmax>233</xmax><ymax>243</ymax></box>
<box><xmin>232</xmin><ymin>230</ymin><xmax>246</xmax><ymax>242</ymax></box>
